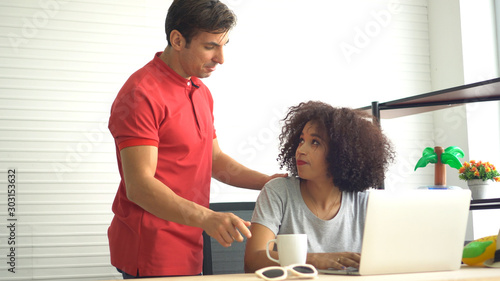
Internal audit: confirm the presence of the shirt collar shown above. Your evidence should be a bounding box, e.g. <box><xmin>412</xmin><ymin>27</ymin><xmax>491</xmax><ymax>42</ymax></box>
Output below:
<box><xmin>153</xmin><ymin>52</ymin><xmax>195</xmax><ymax>88</ymax></box>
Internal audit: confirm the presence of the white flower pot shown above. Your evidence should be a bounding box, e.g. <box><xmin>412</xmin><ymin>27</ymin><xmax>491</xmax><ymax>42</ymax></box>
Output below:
<box><xmin>467</xmin><ymin>179</ymin><xmax>500</xmax><ymax>200</ymax></box>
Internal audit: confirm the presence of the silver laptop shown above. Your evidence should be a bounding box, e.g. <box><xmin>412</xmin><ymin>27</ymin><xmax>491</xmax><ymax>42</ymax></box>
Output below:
<box><xmin>319</xmin><ymin>189</ymin><xmax>471</xmax><ymax>275</ymax></box>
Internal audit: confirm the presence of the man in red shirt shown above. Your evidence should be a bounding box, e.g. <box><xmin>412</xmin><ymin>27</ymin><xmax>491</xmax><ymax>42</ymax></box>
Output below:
<box><xmin>107</xmin><ymin>0</ymin><xmax>285</xmax><ymax>278</ymax></box>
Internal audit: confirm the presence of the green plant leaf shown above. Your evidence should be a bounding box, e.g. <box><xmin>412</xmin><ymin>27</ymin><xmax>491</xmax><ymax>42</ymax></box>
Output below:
<box><xmin>441</xmin><ymin>153</ymin><xmax>462</xmax><ymax>169</ymax></box>
<box><xmin>444</xmin><ymin>146</ymin><xmax>465</xmax><ymax>158</ymax></box>
<box><xmin>422</xmin><ymin>147</ymin><xmax>435</xmax><ymax>157</ymax></box>
<box><xmin>414</xmin><ymin>147</ymin><xmax>437</xmax><ymax>171</ymax></box>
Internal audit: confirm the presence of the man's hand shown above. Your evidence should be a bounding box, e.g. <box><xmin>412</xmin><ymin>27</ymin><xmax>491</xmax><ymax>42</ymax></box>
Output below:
<box><xmin>202</xmin><ymin>211</ymin><xmax>252</xmax><ymax>247</ymax></box>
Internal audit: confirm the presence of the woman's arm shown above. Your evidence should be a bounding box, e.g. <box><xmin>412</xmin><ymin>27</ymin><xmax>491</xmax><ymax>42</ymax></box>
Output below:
<box><xmin>244</xmin><ymin>223</ymin><xmax>279</xmax><ymax>272</ymax></box>
<box><xmin>244</xmin><ymin>223</ymin><xmax>361</xmax><ymax>272</ymax></box>
<box><xmin>307</xmin><ymin>252</ymin><xmax>360</xmax><ymax>269</ymax></box>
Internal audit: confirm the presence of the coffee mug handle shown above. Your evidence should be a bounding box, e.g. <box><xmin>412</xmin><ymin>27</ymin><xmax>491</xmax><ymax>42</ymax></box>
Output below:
<box><xmin>266</xmin><ymin>239</ymin><xmax>279</xmax><ymax>264</ymax></box>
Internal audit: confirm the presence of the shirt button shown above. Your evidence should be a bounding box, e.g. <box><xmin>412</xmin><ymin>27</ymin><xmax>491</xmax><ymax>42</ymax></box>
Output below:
<box><xmin>187</xmin><ymin>81</ymin><xmax>191</xmax><ymax>86</ymax></box>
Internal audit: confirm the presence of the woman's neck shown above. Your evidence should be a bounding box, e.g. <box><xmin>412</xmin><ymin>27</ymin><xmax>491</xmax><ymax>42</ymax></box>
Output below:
<box><xmin>300</xmin><ymin>179</ymin><xmax>342</xmax><ymax>220</ymax></box>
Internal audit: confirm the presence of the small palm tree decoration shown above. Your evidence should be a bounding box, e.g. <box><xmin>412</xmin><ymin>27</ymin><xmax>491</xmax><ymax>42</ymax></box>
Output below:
<box><xmin>414</xmin><ymin>146</ymin><xmax>464</xmax><ymax>186</ymax></box>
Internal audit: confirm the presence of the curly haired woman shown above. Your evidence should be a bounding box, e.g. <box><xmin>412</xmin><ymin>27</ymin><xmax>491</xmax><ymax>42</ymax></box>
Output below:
<box><xmin>244</xmin><ymin>101</ymin><xmax>395</xmax><ymax>272</ymax></box>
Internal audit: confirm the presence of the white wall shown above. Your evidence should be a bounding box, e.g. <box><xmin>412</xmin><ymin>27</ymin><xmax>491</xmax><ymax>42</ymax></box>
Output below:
<box><xmin>426</xmin><ymin>0</ymin><xmax>500</xmax><ymax>240</ymax></box>
<box><xmin>459</xmin><ymin>0</ymin><xmax>500</xmax><ymax>240</ymax></box>
<box><xmin>0</xmin><ymin>1</ymin><xmax>170</xmax><ymax>280</ymax></box>
<box><xmin>425</xmin><ymin>0</ymin><xmax>466</xmax><ymax>189</ymax></box>
<box><xmin>211</xmin><ymin>0</ymin><xmax>435</xmax><ymax>200</ymax></box>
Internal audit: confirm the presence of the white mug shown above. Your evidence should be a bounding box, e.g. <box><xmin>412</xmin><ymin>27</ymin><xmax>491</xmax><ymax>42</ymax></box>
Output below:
<box><xmin>266</xmin><ymin>234</ymin><xmax>307</xmax><ymax>266</ymax></box>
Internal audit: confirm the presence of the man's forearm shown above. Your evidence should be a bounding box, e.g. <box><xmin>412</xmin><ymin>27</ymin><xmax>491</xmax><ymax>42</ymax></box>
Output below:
<box><xmin>126</xmin><ymin>176</ymin><xmax>210</xmax><ymax>227</ymax></box>
<box><xmin>212</xmin><ymin>151</ymin><xmax>270</xmax><ymax>190</ymax></box>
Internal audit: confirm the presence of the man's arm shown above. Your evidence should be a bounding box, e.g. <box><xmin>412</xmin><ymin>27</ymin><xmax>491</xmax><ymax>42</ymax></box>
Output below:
<box><xmin>212</xmin><ymin>139</ymin><xmax>287</xmax><ymax>190</ymax></box>
<box><xmin>120</xmin><ymin>145</ymin><xmax>251</xmax><ymax>247</ymax></box>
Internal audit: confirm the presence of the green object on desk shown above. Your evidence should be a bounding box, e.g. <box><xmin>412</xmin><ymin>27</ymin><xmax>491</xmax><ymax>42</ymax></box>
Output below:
<box><xmin>414</xmin><ymin>146</ymin><xmax>464</xmax><ymax>186</ymax></box>
<box><xmin>463</xmin><ymin>241</ymin><xmax>494</xmax><ymax>258</ymax></box>
<box><xmin>414</xmin><ymin>146</ymin><xmax>464</xmax><ymax>171</ymax></box>
<box><xmin>414</xmin><ymin>147</ymin><xmax>438</xmax><ymax>169</ymax></box>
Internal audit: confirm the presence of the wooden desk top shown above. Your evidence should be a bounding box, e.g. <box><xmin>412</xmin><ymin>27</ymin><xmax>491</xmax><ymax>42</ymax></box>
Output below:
<box><xmin>100</xmin><ymin>266</ymin><xmax>500</xmax><ymax>281</ymax></box>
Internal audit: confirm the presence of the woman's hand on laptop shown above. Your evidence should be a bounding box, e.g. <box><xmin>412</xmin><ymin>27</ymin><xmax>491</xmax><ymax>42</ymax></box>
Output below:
<box><xmin>307</xmin><ymin>252</ymin><xmax>361</xmax><ymax>270</ymax></box>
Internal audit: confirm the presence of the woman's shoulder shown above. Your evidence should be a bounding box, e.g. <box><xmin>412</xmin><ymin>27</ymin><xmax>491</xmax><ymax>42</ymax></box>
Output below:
<box><xmin>343</xmin><ymin>189</ymin><xmax>370</xmax><ymax>203</ymax></box>
<box><xmin>262</xmin><ymin>176</ymin><xmax>299</xmax><ymax>196</ymax></box>
<box><xmin>265</xmin><ymin>176</ymin><xmax>298</xmax><ymax>188</ymax></box>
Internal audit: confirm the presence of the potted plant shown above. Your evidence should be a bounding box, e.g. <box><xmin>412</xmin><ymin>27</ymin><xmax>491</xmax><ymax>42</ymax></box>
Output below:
<box><xmin>458</xmin><ymin>160</ymin><xmax>500</xmax><ymax>200</ymax></box>
<box><xmin>414</xmin><ymin>146</ymin><xmax>464</xmax><ymax>187</ymax></box>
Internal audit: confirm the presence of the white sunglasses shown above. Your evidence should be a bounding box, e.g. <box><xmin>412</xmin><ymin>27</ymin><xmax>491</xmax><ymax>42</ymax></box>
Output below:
<box><xmin>255</xmin><ymin>264</ymin><xmax>318</xmax><ymax>280</ymax></box>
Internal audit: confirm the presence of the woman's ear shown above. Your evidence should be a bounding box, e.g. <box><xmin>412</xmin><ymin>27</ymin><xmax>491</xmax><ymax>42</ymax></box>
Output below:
<box><xmin>169</xmin><ymin>30</ymin><xmax>185</xmax><ymax>51</ymax></box>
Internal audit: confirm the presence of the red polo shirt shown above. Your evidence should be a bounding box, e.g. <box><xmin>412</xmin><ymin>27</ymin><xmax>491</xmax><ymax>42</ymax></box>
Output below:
<box><xmin>108</xmin><ymin>52</ymin><xmax>215</xmax><ymax>276</ymax></box>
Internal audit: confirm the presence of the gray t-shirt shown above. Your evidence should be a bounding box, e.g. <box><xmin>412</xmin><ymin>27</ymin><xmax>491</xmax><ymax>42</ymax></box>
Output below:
<box><xmin>252</xmin><ymin>177</ymin><xmax>369</xmax><ymax>253</ymax></box>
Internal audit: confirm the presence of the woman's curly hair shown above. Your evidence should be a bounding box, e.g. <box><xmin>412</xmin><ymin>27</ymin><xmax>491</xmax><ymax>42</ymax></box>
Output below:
<box><xmin>278</xmin><ymin>101</ymin><xmax>395</xmax><ymax>192</ymax></box>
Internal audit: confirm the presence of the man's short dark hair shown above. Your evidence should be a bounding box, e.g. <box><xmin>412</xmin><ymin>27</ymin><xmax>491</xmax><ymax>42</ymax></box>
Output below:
<box><xmin>165</xmin><ymin>0</ymin><xmax>237</xmax><ymax>46</ymax></box>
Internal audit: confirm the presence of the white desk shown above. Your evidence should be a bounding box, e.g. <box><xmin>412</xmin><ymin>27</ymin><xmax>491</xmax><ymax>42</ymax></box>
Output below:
<box><xmin>101</xmin><ymin>266</ymin><xmax>500</xmax><ymax>281</ymax></box>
